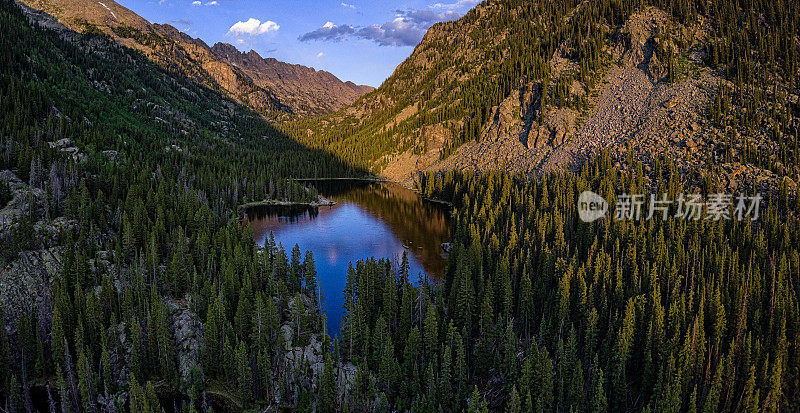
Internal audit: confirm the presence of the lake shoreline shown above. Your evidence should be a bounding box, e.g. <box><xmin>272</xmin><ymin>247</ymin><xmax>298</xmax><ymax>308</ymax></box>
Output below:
<box><xmin>241</xmin><ymin>177</ymin><xmax>453</xmax><ymax>217</ymax></box>
<box><xmin>239</xmin><ymin>194</ymin><xmax>336</xmax><ymax>210</ymax></box>
<box><xmin>419</xmin><ymin>195</ymin><xmax>454</xmax><ymax>208</ymax></box>
<box><xmin>243</xmin><ymin>179</ymin><xmax>452</xmax><ymax>336</ymax></box>
<box><xmin>291</xmin><ymin>176</ymin><xmax>388</xmax><ymax>182</ymax></box>
<box><xmin>294</xmin><ymin>176</ymin><xmax>455</xmax><ymax>209</ymax></box>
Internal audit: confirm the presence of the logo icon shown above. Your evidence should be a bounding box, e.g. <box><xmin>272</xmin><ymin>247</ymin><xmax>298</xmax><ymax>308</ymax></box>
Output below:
<box><xmin>578</xmin><ymin>191</ymin><xmax>607</xmax><ymax>223</ymax></box>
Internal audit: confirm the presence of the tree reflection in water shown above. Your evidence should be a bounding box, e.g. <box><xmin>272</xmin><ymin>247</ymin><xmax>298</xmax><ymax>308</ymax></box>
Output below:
<box><xmin>243</xmin><ymin>180</ymin><xmax>451</xmax><ymax>334</ymax></box>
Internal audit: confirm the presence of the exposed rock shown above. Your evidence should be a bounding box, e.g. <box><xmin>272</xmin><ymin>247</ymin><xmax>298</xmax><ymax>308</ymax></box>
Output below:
<box><xmin>166</xmin><ymin>298</ymin><xmax>204</xmax><ymax>391</ymax></box>
<box><xmin>102</xmin><ymin>150</ymin><xmax>120</xmax><ymax>162</ymax></box>
<box><xmin>283</xmin><ymin>334</ymin><xmax>324</xmax><ymax>386</ymax></box>
<box><xmin>48</xmin><ymin>138</ymin><xmax>73</xmax><ymax>149</ymax></box>
<box><xmin>0</xmin><ymin>170</ymin><xmax>47</xmax><ymax>232</ymax></box>
<box><xmin>47</xmin><ymin>138</ymin><xmax>87</xmax><ymax>162</ymax></box>
<box><xmin>104</xmin><ymin>322</ymin><xmax>132</xmax><ymax>387</ymax></box>
<box><xmin>0</xmin><ymin>247</ymin><xmax>62</xmax><ymax>330</ymax></box>
<box><xmin>337</xmin><ymin>362</ymin><xmax>358</xmax><ymax>392</ymax></box>
<box><xmin>281</xmin><ymin>324</ymin><xmax>294</xmax><ymax>351</ymax></box>
<box><xmin>0</xmin><ymin>170</ymin><xmax>23</xmax><ymax>187</ymax></box>
<box><xmin>34</xmin><ymin>217</ymin><xmax>79</xmax><ymax>246</ymax></box>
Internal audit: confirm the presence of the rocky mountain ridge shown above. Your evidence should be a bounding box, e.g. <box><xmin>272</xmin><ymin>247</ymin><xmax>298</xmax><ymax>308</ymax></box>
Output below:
<box><xmin>294</xmin><ymin>0</ymin><xmax>799</xmax><ymax>192</ymax></box>
<box><xmin>209</xmin><ymin>43</ymin><xmax>374</xmax><ymax>115</ymax></box>
<box><xmin>18</xmin><ymin>0</ymin><xmax>373</xmax><ymax>117</ymax></box>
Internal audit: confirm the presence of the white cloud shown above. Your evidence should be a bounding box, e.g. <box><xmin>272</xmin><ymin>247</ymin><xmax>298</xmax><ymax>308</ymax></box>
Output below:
<box><xmin>228</xmin><ymin>18</ymin><xmax>280</xmax><ymax>36</ymax></box>
<box><xmin>191</xmin><ymin>1</ymin><xmax>201</xmax><ymax>5</ymax></box>
<box><xmin>317</xmin><ymin>52</ymin><xmax>324</xmax><ymax>58</ymax></box>
<box><xmin>205</xmin><ymin>1</ymin><xmax>218</xmax><ymax>5</ymax></box>
<box><xmin>323</xmin><ymin>21</ymin><xmax>336</xmax><ymax>29</ymax></box>
<box><xmin>429</xmin><ymin>0</ymin><xmax>479</xmax><ymax>10</ymax></box>
<box><xmin>341</xmin><ymin>2</ymin><xmax>355</xmax><ymax>9</ymax></box>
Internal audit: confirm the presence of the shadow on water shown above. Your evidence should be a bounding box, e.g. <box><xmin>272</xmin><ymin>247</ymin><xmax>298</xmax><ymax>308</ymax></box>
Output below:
<box><xmin>245</xmin><ymin>204</ymin><xmax>320</xmax><ymax>222</ymax></box>
<box><xmin>242</xmin><ymin>179</ymin><xmax>451</xmax><ymax>335</ymax></box>
<box><xmin>316</xmin><ymin>180</ymin><xmax>451</xmax><ymax>277</ymax></box>
<box><xmin>245</xmin><ymin>180</ymin><xmax>451</xmax><ymax>278</ymax></box>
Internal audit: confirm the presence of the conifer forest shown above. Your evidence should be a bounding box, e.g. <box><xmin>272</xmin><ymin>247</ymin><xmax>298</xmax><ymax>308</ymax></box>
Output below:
<box><xmin>0</xmin><ymin>0</ymin><xmax>799</xmax><ymax>411</ymax></box>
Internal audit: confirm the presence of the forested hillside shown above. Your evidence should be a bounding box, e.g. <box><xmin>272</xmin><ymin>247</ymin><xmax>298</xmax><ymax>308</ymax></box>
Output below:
<box><xmin>0</xmin><ymin>0</ymin><xmax>358</xmax><ymax>409</ymax></box>
<box><xmin>414</xmin><ymin>159</ymin><xmax>799</xmax><ymax>411</ymax></box>
<box><xmin>285</xmin><ymin>0</ymin><xmax>799</xmax><ymax>187</ymax></box>
<box><xmin>1</xmin><ymin>0</ymin><xmax>799</xmax><ymax>411</ymax></box>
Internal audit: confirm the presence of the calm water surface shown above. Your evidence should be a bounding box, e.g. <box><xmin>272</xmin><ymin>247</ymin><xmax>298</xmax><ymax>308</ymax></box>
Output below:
<box><xmin>244</xmin><ymin>180</ymin><xmax>450</xmax><ymax>336</ymax></box>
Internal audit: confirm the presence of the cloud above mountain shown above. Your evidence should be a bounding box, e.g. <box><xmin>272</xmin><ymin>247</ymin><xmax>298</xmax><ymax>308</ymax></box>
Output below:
<box><xmin>229</xmin><ymin>18</ymin><xmax>279</xmax><ymax>36</ymax></box>
<box><xmin>167</xmin><ymin>18</ymin><xmax>192</xmax><ymax>28</ymax></box>
<box><xmin>299</xmin><ymin>21</ymin><xmax>356</xmax><ymax>42</ymax></box>
<box><xmin>430</xmin><ymin>0</ymin><xmax>480</xmax><ymax>10</ymax></box>
<box><xmin>298</xmin><ymin>8</ymin><xmax>462</xmax><ymax>47</ymax></box>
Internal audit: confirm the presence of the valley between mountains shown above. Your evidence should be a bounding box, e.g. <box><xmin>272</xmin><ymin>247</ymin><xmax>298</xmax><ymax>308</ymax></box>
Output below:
<box><xmin>1</xmin><ymin>0</ymin><xmax>799</xmax><ymax>411</ymax></box>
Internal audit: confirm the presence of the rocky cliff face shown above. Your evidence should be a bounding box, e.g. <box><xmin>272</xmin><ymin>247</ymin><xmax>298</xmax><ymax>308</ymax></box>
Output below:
<box><xmin>441</xmin><ymin>8</ymin><xmax>721</xmax><ymax>176</ymax></box>
<box><xmin>434</xmin><ymin>6</ymin><xmax>793</xmax><ymax>196</ymax></box>
<box><xmin>0</xmin><ymin>167</ymin><xmax>78</xmax><ymax>335</ymax></box>
<box><xmin>18</xmin><ymin>0</ymin><xmax>373</xmax><ymax>117</ymax></box>
<box><xmin>306</xmin><ymin>1</ymin><xmax>798</xmax><ymax>192</ymax></box>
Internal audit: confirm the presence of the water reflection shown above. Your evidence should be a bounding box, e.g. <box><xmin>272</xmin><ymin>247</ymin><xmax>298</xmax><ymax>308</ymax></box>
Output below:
<box><xmin>244</xmin><ymin>181</ymin><xmax>451</xmax><ymax>335</ymax></box>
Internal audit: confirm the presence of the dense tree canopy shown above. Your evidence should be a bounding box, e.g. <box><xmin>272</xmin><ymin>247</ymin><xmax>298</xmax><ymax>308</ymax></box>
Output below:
<box><xmin>0</xmin><ymin>0</ymin><xmax>798</xmax><ymax>411</ymax></box>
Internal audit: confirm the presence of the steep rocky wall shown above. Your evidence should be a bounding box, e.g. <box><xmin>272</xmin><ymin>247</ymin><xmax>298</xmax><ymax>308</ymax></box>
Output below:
<box><xmin>380</xmin><ymin>7</ymin><xmax>787</xmax><ymax>193</ymax></box>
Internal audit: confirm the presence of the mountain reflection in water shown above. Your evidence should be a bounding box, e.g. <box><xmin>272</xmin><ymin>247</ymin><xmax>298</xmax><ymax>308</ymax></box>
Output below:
<box><xmin>243</xmin><ymin>180</ymin><xmax>451</xmax><ymax>335</ymax></box>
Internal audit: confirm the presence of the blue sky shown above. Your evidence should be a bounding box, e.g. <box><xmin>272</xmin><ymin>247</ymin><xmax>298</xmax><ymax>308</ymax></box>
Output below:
<box><xmin>116</xmin><ymin>0</ymin><xmax>480</xmax><ymax>87</ymax></box>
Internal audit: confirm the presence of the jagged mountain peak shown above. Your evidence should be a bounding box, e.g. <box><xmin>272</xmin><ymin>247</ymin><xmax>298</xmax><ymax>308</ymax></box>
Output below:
<box><xmin>19</xmin><ymin>0</ymin><xmax>373</xmax><ymax>117</ymax></box>
<box><xmin>208</xmin><ymin>42</ymin><xmax>374</xmax><ymax>113</ymax></box>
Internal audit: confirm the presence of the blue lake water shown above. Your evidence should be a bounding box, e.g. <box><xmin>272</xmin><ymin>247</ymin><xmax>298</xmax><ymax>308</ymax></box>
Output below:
<box><xmin>244</xmin><ymin>180</ymin><xmax>450</xmax><ymax>336</ymax></box>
